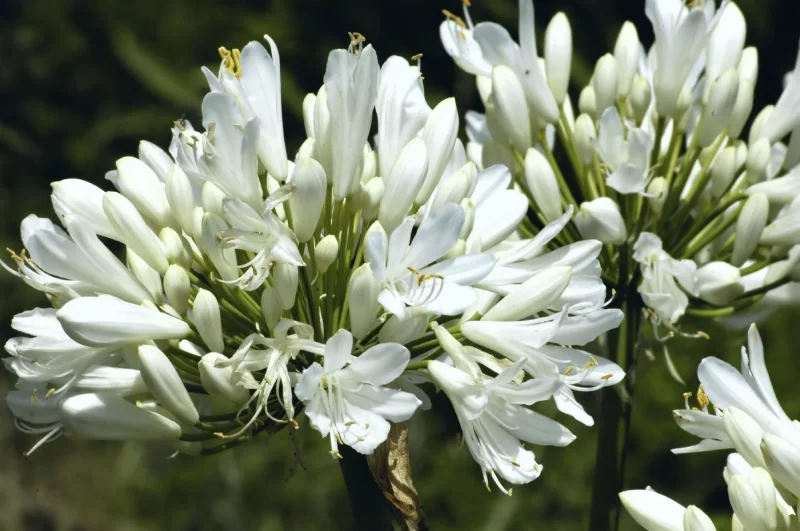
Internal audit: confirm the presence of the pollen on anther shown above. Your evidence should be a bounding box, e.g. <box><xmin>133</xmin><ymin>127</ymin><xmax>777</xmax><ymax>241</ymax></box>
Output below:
<box><xmin>564</xmin><ymin>365</ymin><xmax>575</xmax><ymax>376</ymax></box>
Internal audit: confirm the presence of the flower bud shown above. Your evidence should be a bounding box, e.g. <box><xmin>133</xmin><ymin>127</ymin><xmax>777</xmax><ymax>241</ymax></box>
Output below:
<box><xmin>761</xmin><ymin>212</ymin><xmax>800</xmax><ymax>247</ymax></box>
<box><xmin>761</xmin><ymin>434</ymin><xmax>800</xmax><ymax>499</ymax></box>
<box><xmin>619</xmin><ymin>490</ymin><xmax>685</xmax><ymax>531</ymax></box>
<box><xmin>201</xmin><ymin>181</ymin><xmax>227</xmax><ymax>217</ymax></box>
<box><xmin>288</xmin><ymin>157</ymin><xmax>327</xmax><ymax>242</ymax></box>
<box><xmin>749</xmin><ymin>105</ymin><xmax>774</xmax><ymax>145</ymax></box>
<box><xmin>525</xmin><ymin>148</ymin><xmax>563</xmax><ymax>222</ymax></box>
<box><xmin>593</xmin><ymin>54</ymin><xmax>619</xmax><ymax>114</ymax></box>
<box><xmin>697</xmin><ymin>69</ymin><xmax>739</xmax><ymax>148</ymax></box>
<box><xmin>728</xmin><ymin>468</ymin><xmax>778</xmax><ymax>531</ymax></box>
<box><xmin>378</xmin><ymin>138</ymin><xmax>428</xmax><ymax>233</ymax></box>
<box><xmin>544</xmin><ymin>12</ymin><xmax>572</xmax><ymax>105</ymax></box>
<box><xmin>747</xmin><ymin>138</ymin><xmax>773</xmax><ymax>183</ymax></box>
<box><xmin>165</xmin><ymin>165</ymin><xmax>198</xmax><ymax>238</ymax></box>
<box><xmin>103</xmin><ymin>192</ymin><xmax>169</xmax><ymax>274</ymax></box>
<box><xmin>115</xmin><ymin>156</ymin><xmax>177</xmax><ymax>230</ymax></box>
<box><xmin>432</xmin><ymin>162</ymin><xmax>478</xmax><ymax>210</ymax></box>
<box><xmin>379</xmin><ymin>307</ymin><xmax>431</xmax><ymax>344</ymax></box>
<box><xmin>348</xmin><ymin>263</ymin><xmax>381</xmax><ymax>340</ymax></box>
<box><xmin>683</xmin><ymin>505</ymin><xmax>716</xmax><ymax>531</ymax></box>
<box><xmin>201</xmin><ymin>213</ymin><xmax>239</xmax><ymax>282</ymax></box>
<box><xmin>138</xmin><ymin>140</ymin><xmax>172</xmax><ymax>181</ymax></box>
<box><xmin>709</xmin><ymin>150</ymin><xmax>739</xmax><ymax>199</ymax></box>
<box><xmin>574</xmin><ymin>197</ymin><xmax>627</xmax><ymax>244</ymax></box>
<box><xmin>261</xmin><ymin>287</ymin><xmax>282</xmax><ymax>332</ymax></box>
<box><xmin>647</xmin><ymin>177</ymin><xmax>668</xmax><ymax>215</ymax></box>
<box><xmin>361</xmin><ymin>147</ymin><xmax>377</xmax><ymax>184</ymax></box>
<box><xmin>199</xmin><ymin>352</ymin><xmax>250</xmax><ymax>404</ymax></box>
<box><xmin>614</xmin><ymin>22</ymin><xmax>640</xmax><ymax>98</ymax></box>
<box><xmin>159</xmin><ymin>227</ymin><xmax>193</xmax><ymax>269</ymax></box>
<box><xmin>445</xmin><ymin>239</ymin><xmax>467</xmax><ymax>260</ymax></box>
<box><xmin>274</xmin><ymin>263</ymin><xmax>298</xmax><ymax>311</ymax></box>
<box><xmin>164</xmin><ymin>264</ymin><xmax>191</xmax><ymax>315</ymax></box>
<box><xmin>729</xmin><ymin>80</ymin><xmax>755</xmax><ymax>140</ymax></box>
<box><xmin>695</xmin><ymin>262</ymin><xmax>744</xmax><ymax>305</ymax></box>
<box><xmin>127</xmin><ymin>250</ymin><xmax>163</xmax><ymax>304</ymax></box>
<box><xmin>724</xmin><ymin>407</ymin><xmax>767</xmax><ymax>469</ymax></box>
<box><xmin>59</xmin><ymin>392</ymin><xmax>182</xmax><ymax>441</ymax></box>
<box><xmin>417</xmin><ymin>98</ymin><xmax>459</xmax><ymax>205</ymax></box>
<box><xmin>313</xmin><ymin>86</ymin><xmax>332</xmax><ymax>175</ymax></box>
<box><xmin>491</xmin><ymin>65</ymin><xmax>531</xmax><ymax>153</ymax></box>
<box><xmin>578</xmin><ymin>85</ymin><xmax>597</xmax><ymax>119</ymax></box>
<box><xmin>732</xmin><ymin>192</ymin><xmax>769</xmax><ymax>266</ymax></box>
<box><xmin>675</xmin><ymin>84</ymin><xmax>693</xmax><ymax>124</ymax></box>
<box><xmin>574</xmin><ymin>114</ymin><xmax>597</xmax><ymax>164</ymax></box>
<box><xmin>483</xmin><ymin>266</ymin><xmax>572</xmax><ymax>321</ymax></box>
<box><xmin>138</xmin><ymin>344</ymin><xmax>199</xmax><ymax>424</ymax></box>
<box><xmin>51</xmin><ymin>179</ymin><xmax>117</xmax><ymax>238</ymax></box>
<box><xmin>705</xmin><ymin>3</ymin><xmax>746</xmax><ymax>99</ymax></box>
<box><xmin>315</xmin><ymin>235</ymin><xmax>339</xmax><ymax>273</ymax></box>
<box><xmin>739</xmin><ymin>47</ymin><xmax>759</xmax><ymax>85</ymax></box>
<box><xmin>629</xmin><ymin>75</ymin><xmax>652</xmax><ymax>125</ymax></box>
<box><xmin>192</xmin><ymin>289</ymin><xmax>224</xmax><ymax>353</ymax></box>
<box><xmin>360</xmin><ymin>177</ymin><xmax>385</xmax><ymax>222</ymax></box>
<box><xmin>302</xmin><ymin>92</ymin><xmax>317</xmax><ymax>138</ymax></box>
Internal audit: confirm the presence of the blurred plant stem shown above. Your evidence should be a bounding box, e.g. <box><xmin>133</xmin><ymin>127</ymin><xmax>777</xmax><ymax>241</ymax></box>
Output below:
<box><xmin>589</xmin><ymin>296</ymin><xmax>642</xmax><ymax>531</ymax></box>
<box><xmin>338</xmin><ymin>446</ymin><xmax>396</xmax><ymax>530</ymax></box>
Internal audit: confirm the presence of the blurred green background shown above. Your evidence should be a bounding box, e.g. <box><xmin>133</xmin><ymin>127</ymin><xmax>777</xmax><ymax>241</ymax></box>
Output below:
<box><xmin>1</xmin><ymin>0</ymin><xmax>799</xmax><ymax>529</ymax></box>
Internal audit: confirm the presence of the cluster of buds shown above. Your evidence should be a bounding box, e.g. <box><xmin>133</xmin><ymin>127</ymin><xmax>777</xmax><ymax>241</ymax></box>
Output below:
<box><xmin>2</xmin><ymin>30</ymin><xmax>626</xmax><ymax>493</ymax></box>
<box><xmin>441</xmin><ymin>0</ymin><xmax>800</xmax><ymax>342</ymax></box>
<box><xmin>621</xmin><ymin>324</ymin><xmax>800</xmax><ymax>530</ymax></box>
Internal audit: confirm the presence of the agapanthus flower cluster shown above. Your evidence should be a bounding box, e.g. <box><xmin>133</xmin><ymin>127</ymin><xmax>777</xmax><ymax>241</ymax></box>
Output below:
<box><xmin>2</xmin><ymin>32</ymin><xmax>626</xmax><ymax>492</ymax></box>
<box><xmin>621</xmin><ymin>324</ymin><xmax>800</xmax><ymax>530</ymax></box>
<box><xmin>441</xmin><ymin>0</ymin><xmax>800</xmax><ymax>344</ymax></box>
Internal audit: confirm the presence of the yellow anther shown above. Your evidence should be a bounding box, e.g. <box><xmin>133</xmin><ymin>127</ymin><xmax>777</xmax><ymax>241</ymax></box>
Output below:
<box><xmin>589</xmin><ymin>355</ymin><xmax>599</xmax><ymax>367</ymax></box>
<box><xmin>601</xmin><ymin>373</ymin><xmax>613</xmax><ymax>380</ymax></box>
<box><xmin>442</xmin><ymin>9</ymin><xmax>467</xmax><ymax>28</ymax></box>
<box><xmin>291</xmin><ymin>419</ymin><xmax>300</xmax><ymax>430</ymax></box>
<box><xmin>6</xmin><ymin>248</ymin><xmax>27</xmax><ymax>262</ymax></box>
<box><xmin>683</xmin><ymin>392</ymin><xmax>692</xmax><ymax>399</ymax></box>
<box><xmin>697</xmin><ymin>331</ymin><xmax>710</xmax><ymax>340</ymax></box>
<box><xmin>348</xmin><ymin>32</ymin><xmax>366</xmax><ymax>54</ymax></box>
<box><xmin>507</xmin><ymin>488</ymin><xmax>513</xmax><ymax>497</ymax></box>
<box><xmin>344</xmin><ymin>420</ymin><xmax>357</xmax><ymax>427</ymax></box>
<box><xmin>214</xmin><ymin>431</ymin><xmax>225</xmax><ymax>438</ymax></box>
<box><xmin>218</xmin><ymin>46</ymin><xmax>242</xmax><ymax>77</ymax></box>
<box><xmin>330</xmin><ymin>450</ymin><xmax>343</xmax><ymax>459</ymax></box>
<box><xmin>696</xmin><ymin>384</ymin><xmax>709</xmax><ymax>408</ymax></box>
<box><xmin>463</xmin><ymin>0</ymin><xmax>472</xmax><ymax>5</ymax></box>
<box><xmin>31</xmin><ymin>389</ymin><xmax>38</xmax><ymax>403</ymax></box>
<box><xmin>411</xmin><ymin>53</ymin><xmax>423</xmax><ymax>61</ymax></box>
<box><xmin>691</xmin><ymin>407</ymin><xmax>700</xmax><ymax>411</ymax></box>
<box><xmin>564</xmin><ymin>365</ymin><xmax>575</xmax><ymax>376</ymax></box>
<box><xmin>407</xmin><ymin>266</ymin><xmax>421</xmax><ymax>275</ymax></box>
<box><xmin>45</xmin><ymin>388</ymin><xmax>56</xmax><ymax>400</ymax></box>
<box><xmin>457</xmin><ymin>30</ymin><xmax>467</xmax><ymax>40</ymax></box>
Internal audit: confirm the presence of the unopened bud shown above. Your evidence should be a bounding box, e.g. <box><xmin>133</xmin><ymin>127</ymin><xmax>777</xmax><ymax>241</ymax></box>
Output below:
<box><xmin>192</xmin><ymin>289</ymin><xmax>224</xmax><ymax>353</ymax></box>
<box><xmin>361</xmin><ymin>147</ymin><xmax>377</xmax><ymax>183</ymax></box>
<box><xmin>59</xmin><ymin>392</ymin><xmax>181</xmax><ymax>441</ymax></box>
<box><xmin>732</xmin><ymin>192</ymin><xmax>769</xmax><ymax>266</ymax></box>
<box><xmin>723</xmin><ymin>407</ymin><xmax>767</xmax><ymax>469</ymax></box>
<box><xmin>698</xmin><ymin>69</ymin><xmax>739</xmax><ymax>147</ymax></box>
<box><xmin>525</xmin><ymin>148</ymin><xmax>563</xmax><ymax>222</ymax></box>
<box><xmin>138</xmin><ymin>344</ymin><xmax>199</xmax><ymax>424</ymax></box>
<box><xmin>432</xmin><ymin>162</ymin><xmax>478</xmax><ymax>210</ymax></box>
<box><xmin>164</xmin><ymin>264</ymin><xmax>191</xmax><ymax>315</ymax></box>
<box><xmin>575</xmin><ymin>197</ymin><xmax>627</xmax><ymax>245</ymax></box>
<box><xmin>199</xmin><ymin>352</ymin><xmax>250</xmax><ymax>404</ymax></box>
<box><xmin>288</xmin><ymin>157</ymin><xmax>327</xmax><ymax>242</ymax></box>
<box><xmin>574</xmin><ymin>114</ymin><xmax>597</xmax><ymax>164</ymax></box>
<box><xmin>484</xmin><ymin>266</ymin><xmax>572</xmax><ymax>321</ymax></box>
<box><xmin>492</xmin><ymin>65</ymin><xmax>531</xmax><ymax>152</ymax></box>
<box><xmin>51</xmin><ymin>179</ymin><xmax>117</xmax><ymax>238</ymax></box>
<box><xmin>739</xmin><ymin>47</ymin><xmax>759</xmax><ymax>85</ymax></box>
<box><xmin>647</xmin><ymin>177</ymin><xmax>668</xmax><ymax>215</ymax></box>
<box><xmin>379</xmin><ymin>138</ymin><xmax>428</xmax><ymax>234</ymax></box>
<box><xmin>683</xmin><ymin>506</ymin><xmax>716</xmax><ymax>531</ymax></box>
<box><xmin>348</xmin><ymin>264</ymin><xmax>381</xmax><ymax>340</ymax></box>
<box><xmin>593</xmin><ymin>54</ymin><xmax>619</xmax><ymax>114</ymax></box>
<box><xmin>261</xmin><ymin>287</ymin><xmax>282</xmax><ymax>332</ymax></box>
<box><xmin>695</xmin><ymin>262</ymin><xmax>744</xmax><ymax>305</ymax></box>
<box><xmin>728</xmin><ymin>468</ymin><xmax>778</xmax><ymax>531</ymax></box>
<box><xmin>761</xmin><ymin>433</ymin><xmax>800</xmax><ymax>499</ymax></box>
<box><xmin>104</xmin><ymin>192</ymin><xmax>169</xmax><ymax>274</ymax></box>
<box><xmin>459</xmin><ymin>198</ymin><xmax>476</xmax><ymax>240</ymax></box>
<box><xmin>578</xmin><ymin>85</ymin><xmax>597</xmax><ymax>120</ymax></box>
<box><xmin>629</xmin><ymin>76</ymin><xmax>652</xmax><ymax>125</ymax></box>
<box><xmin>315</xmin><ymin>235</ymin><xmax>339</xmax><ymax>273</ymax></box>
<box><xmin>544</xmin><ymin>12</ymin><xmax>572</xmax><ymax>105</ymax></box>
<box><xmin>274</xmin><ymin>263</ymin><xmax>298</xmax><ymax>311</ymax></box>
<box><xmin>729</xmin><ymin>79</ymin><xmax>755</xmax><ymax>140</ymax></box>
<box><xmin>159</xmin><ymin>227</ymin><xmax>192</xmax><ymax>269</ymax></box>
<box><xmin>710</xmin><ymin>147</ymin><xmax>739</xmax><ymax>197</ymax></box>
<box><xmin>784</xmin><ymin>126</ymin><xmax>800</xmax><ymax>171</ymax></box>
<box><xmin>115</xmin><ymin>156</ymin><xmax>177</xmax><ymax>230</ymax></box>
<box><xmin>761</xmin><ymin>211</ymin><xmax>800</xmax><ymax>247</ymax></box>
<box><xmin>705</xmin><ymin>3</ymin><xmax>746</xmax><ymax>99</ymax></box>
<box><xmin>127</xmin><ymin>250</ymin><xmax>163</xmax><ymax>305</ymax></box>
<box><xmin>360</xmin><ymin>177</ymin><xmax>385</xmax><ymax>221</ymax></box>
<box><xmin>378</xmin><ymin>307</ymin><xmax>431</xmax><ymax>344</ymax></box>
<box><xmin>164</xmin><ymin>166</ymin><xmax>197</xmax><ymax>239</ymax></box>
<box><xmin>749</xmin><ymin>105</ymin><xmax>774</xmax><ymax>145</ymax></box>
<box><xmin>746</xmin><ymin>138</ymin><xmax>772</xmax><ymax>183</ymax></box>
<box><xmin>614</xmin><ymin>22</ymin><xmax>640</xmax><ymax>98</ymax></box>
<box><xmin>675</xmin><ymin>84</ymin><xmax>693</xmax><ymax>124</ymax></box>
<box><xmin>417</xmin><ymin>98</ymin><xmax>459</xmax><ymax>205</ymax></box>
<box><xmin>138</xmin><ymin>140</ymin><xmax>172</xmax><ymax>181</ymax></box>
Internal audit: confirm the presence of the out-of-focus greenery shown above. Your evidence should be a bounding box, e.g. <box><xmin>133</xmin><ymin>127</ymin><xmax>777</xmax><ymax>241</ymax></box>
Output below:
<box><xmin>1</xmin><ymin>1</ymin><xmax>799</xmax><ymax>529</ymax></box>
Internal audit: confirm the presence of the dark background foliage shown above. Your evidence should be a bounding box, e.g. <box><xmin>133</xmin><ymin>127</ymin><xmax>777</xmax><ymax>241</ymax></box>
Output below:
<box><xmin>1</xmin><ymin>0</ymin><xmax>798</xmax><ymax>529</ymax></box>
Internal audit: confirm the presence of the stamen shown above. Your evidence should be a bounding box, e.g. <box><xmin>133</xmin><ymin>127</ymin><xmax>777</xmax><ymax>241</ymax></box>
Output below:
<box><xmin>564</xmin><ymin>365</ymin><xmax>575</xmax><ymax>376</ymax></box>
<box><xmin>442</xmin><ymin>9</ymin><xmax>467</xmax><ymax>28</ymax></box>
<box><xmin>348</xmin><ymin>32</ymin><xmax>366</xmax><ymax>55</ymax></box>
<box><xmin>696</xmin><ymin>384</ymin><xmax>709</xmax><ymax>409</ymax></box>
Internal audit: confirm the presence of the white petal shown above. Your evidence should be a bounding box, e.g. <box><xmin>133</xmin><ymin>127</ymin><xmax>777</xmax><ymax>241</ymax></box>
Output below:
<box><xmin>343</xmin><ymin>385</ymin><xmax>421</xmax><ymax>423</ymax></box>
<box><xmin>295</xmin><ymin>362</ymin><xmax>324</xmax><ymax>403</ymax></box>
<box><xmin>323</xmin><ymin>329</ymin><xmax>354</xmax><ymax>375</ymax></box>
<box><xmin>340</xmin><ymin>343</ymin><xmax>410</xmax><ymax>386</ymax></box>
<box><xmin>619</xmin><ymin>489</ymin><xmax>685</xmax><ymax>531</ymax></box>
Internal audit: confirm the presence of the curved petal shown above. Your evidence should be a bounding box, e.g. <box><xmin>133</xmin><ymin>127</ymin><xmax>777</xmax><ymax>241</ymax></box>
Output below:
<box><xmin>340</xmin><ymin>343</ymin><xmax>410</xmax><ymax>386</ymax></box>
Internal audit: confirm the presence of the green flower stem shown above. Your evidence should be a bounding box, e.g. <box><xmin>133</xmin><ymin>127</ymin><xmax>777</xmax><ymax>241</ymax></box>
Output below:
<box><xmin>679</xmin><ymin>202</ymin><xmax>744</xmax><ymax>259</ymax></box>
<box><xmin>404</xmin><ymin>360</ymin><xmax>430</xmax><ymax>371</ymax></box>
<box><xmin>540</xmin><ymin>131</ymin><xmax>581</xmax><ymax>208</ymax></box>
<box><xmin>300</xmin><ymin>258</ymin><xmax>323</xmax><ymax>343</ymax></box>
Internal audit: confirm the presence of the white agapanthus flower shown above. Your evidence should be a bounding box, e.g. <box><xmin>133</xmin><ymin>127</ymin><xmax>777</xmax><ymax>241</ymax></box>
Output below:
<box><xmin>2</xmin><ymin>29</ymin><xmax>626</xmax><ymax>501</ymax></box>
